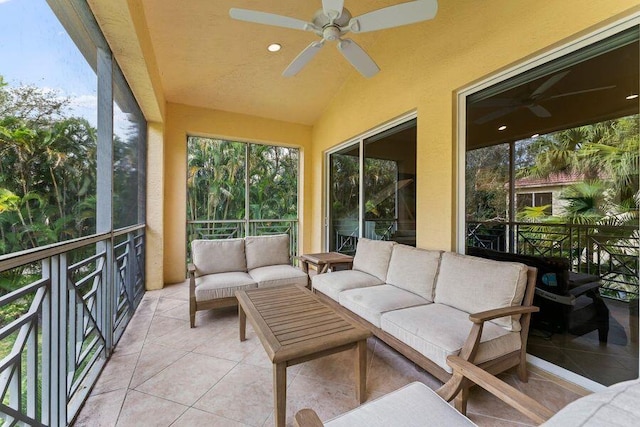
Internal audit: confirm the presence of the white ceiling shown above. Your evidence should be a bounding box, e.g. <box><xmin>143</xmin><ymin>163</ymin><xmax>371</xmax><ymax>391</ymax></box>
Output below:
<box><xmin>140</xmin><ymin>0</ymin><xmax>421</xmax><ymax>125</ymax></box>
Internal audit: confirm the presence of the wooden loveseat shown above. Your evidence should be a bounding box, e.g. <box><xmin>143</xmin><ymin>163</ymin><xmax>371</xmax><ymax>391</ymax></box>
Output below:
<box><xmin>188</xmin><ymin>234</ymin><xmax>308</xmax><ymax>327</ymax></box>
<box><xmin>312</xmin><ymin>239</ymin><xmax>538</xmax><ymax>411</ymax></box>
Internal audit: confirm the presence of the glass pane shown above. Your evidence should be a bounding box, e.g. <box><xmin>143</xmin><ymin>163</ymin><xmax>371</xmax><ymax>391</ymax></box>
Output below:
<box><xmin>329</xmin><ymin>145</ymin><xmax>359</xmax><ymax>254</ymax></box>
<box><xmin>186</xmin><ymin>137</ymin><xmax>246</xmax><ymax>240</ymax></box>
<box><xmin>363</xmin><ymin>121</ymin><xmax>417</xmax><ymax>246</ymax></box>
<box><xmin>466</xmin><ymin>28</ymin><xmax>639</xmax><ymax>385</ymax></box>
<box><xmin>248</xmin><ymin>144</ymin><xmax>298</xmax><ymax>220</ymax></box>
<box><xmin>0</xmin><ymin>0</ymin><xmax>97</xmax><ymax>255</ymax></box>
<box><xmin>113</xmin><ymin>68</ymin><xmax>145</xmax><ymax>229</ymax></box>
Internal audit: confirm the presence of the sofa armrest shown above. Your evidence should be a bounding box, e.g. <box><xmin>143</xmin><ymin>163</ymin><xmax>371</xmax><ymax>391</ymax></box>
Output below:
<box><xmin>188</xmin><ymin>263</ymin><xmax>196</xmax><ymax>298</ymax></box>
<box><xmin>469</xmin><ymin>305</ymin><xmax>539</xmax><ymax>324</ymax></box>
<box><xmin>294</xmin><ymin>409</ymin><xmax>324</xmax><ymax>427</ymax></box>
<box><xmin>442</xmin><ymin>356</ymin><xmax>554</xmax><ymax>424</ymax></box>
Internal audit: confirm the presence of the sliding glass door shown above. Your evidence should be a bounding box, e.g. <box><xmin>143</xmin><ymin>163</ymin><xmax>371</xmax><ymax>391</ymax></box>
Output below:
<box><xmin>328</xmin><ymin>118</ymin><xmax>417</xmax><ymax>253</ymax></box>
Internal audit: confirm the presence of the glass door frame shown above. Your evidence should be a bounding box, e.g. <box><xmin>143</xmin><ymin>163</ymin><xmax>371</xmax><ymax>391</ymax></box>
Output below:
<box><xmin>323</xmin><ymin>111</ymin><xmax>417</xmax><ymax>251</ymax></box>
<box><xmin>455</xmin><ymin>13</ymin><xmax>640</xmax><ymax>392</ymax></box>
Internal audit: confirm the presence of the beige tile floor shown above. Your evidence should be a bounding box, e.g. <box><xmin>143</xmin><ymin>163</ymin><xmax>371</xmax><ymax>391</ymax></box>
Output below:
<box><xmin>74</xmin><ymin>281</ymin><xmax>585</xmax><ymax>427</ymax></box>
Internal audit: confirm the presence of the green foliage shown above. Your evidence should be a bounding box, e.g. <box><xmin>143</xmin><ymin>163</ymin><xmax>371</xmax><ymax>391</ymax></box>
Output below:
<box><xmin>186</xmin><ymin>137</ymin><xmax>299</xmax><ymax>223</ymax></box>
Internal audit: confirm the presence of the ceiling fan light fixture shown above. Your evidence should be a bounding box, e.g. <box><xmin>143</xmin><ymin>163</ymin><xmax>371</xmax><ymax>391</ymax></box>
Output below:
<box><xmin>267</xmin><ymin>43</ymin><xmax>282</xmax><ymax>52</ymax></box>
<box><xmin>531</xmin><ymin>133</ymin><xmax>540</xmax><ymax>138</ymax></box>
<box><xmin>498</xmin><ymin>125</ymin><xmax>507</xmax><ymax>131</ymax></box>
<box><xmin>626</xmin><ymin>93</ymin><xmax>638</xmax><ymax>100</ymax></box>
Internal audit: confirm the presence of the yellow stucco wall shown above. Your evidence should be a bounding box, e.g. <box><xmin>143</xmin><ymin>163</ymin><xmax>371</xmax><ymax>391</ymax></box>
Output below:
<box><xmin>309</xmin><ymin>0</ymin><xmax>640</xmax><ymax>253</ymax></box>
<box><xmin>163</xmin><ymin>103</ymin><xmax>312</xmax><ymax>284</ymax></box>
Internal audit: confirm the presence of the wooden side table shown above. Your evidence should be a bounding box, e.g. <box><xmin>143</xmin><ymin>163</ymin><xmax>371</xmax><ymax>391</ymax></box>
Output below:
<box><xmin>299</xmin><ymin>252</ymin><xmax>354</xmax><ymax>275</ymax></box>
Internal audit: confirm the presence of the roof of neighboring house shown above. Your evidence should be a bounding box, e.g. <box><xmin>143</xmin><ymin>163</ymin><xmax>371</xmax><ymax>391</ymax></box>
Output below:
<box><xmin>514</xmin><ymin>171</ymin><xmax>589</xmax><ymax>189</ymax></box>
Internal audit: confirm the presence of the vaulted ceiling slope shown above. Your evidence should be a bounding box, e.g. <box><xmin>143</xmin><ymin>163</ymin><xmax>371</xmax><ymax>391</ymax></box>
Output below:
<box><xmin>92</xmin><ymin>0</ymin><xmax>438</xmax><ymax>125</ymax></box>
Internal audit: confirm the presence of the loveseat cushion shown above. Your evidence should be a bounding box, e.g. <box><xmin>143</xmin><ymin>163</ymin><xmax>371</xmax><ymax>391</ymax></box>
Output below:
<box><xmin>339</xmin><ymin>285</ymin><xmax>430</xmax><ymax>328</ymax></box>
<box><xmin>434</xmin><ymin>252</ymin><xmax>528</xmax><ymax>331</ymax></box>
<box><xmin>194</xmin><ymin>272</ymin><xmax>257</xmax><ymax>301</ymax></box>
<box><xmin>245</xmin><ymin>234</ymin><xmax>290</xmax><ymax>270</ymax></box>
<box><xmin>312</xmin><ymin>270</ymin><xmax>384</xmax><ymax>301</ymax></box>
<box><xmin>386</xmin><ymin>245</ymin><xmax>442</xmax><ymax>301</ymax></box>
<box><xmin>380</xmin><ymin>304</ymin><xmax>521</xmax><ymax>374</ymax></box>
<box><xmin>325</xmin><ymin>382</ymin><xmax>475</xmax><ymax>427</ymax></box>
<box><xmin>191</xmin><ymin>238</ymin><xmax>247</xmax><ymax>277</ymax></box>
<box><xmin>542</xmin><ymin>378</ymin><xmax>640</xmax><ymax>426</ymax></box>
<box><xmin>352</xmin><ymin>238</ymin><xmax>396</xmax><ymax>282</ymax></box>
<box><xmin>249</xmin><ymin>264</ymin><xmax>308</xmax><ymax>288</ymax></box>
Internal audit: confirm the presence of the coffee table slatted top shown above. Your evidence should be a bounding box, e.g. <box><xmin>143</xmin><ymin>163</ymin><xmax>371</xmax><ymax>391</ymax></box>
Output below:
<box><xmin>236</xmin><ymin>285</ymin><xmax>371</xmax><ymax>364</ymax></box>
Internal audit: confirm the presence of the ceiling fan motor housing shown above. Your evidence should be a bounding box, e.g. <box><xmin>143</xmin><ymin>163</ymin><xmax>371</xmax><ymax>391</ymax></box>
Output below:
<box><xmin>313</xmin><ymin>8</ymin><xmax>352</xmax><ymax>29</ymax></box>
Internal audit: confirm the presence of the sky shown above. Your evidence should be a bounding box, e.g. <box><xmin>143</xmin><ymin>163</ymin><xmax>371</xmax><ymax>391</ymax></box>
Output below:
<box><xmin>0</xmin><ymin>0</ymin><xmax>132</xmax><ymax>136</ymax></box>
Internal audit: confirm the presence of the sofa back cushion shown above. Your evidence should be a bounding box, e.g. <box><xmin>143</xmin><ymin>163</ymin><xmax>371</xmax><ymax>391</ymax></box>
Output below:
<box><xmin>386</xmin><ymin>245</ymin><xmax>442</xmax><ymax>302</ymax></box>
<box><xmin>352</xmin><ymin>238</ymin><xmax>396</xmax><ymax>282</ymax></box>
<box><xmin>245</xmin><ymin>234</ymin><xmax>290</xmax><ymax>270</ymax></box>
<box><xmin>191</xmin><ymin>238</ymin><xmax>247</xmax><ymax>277</ymax></box>
<box><xmin>434</xmin><ymin>252</ymin><xmax>528</xmax><ymax>331</ymax></box>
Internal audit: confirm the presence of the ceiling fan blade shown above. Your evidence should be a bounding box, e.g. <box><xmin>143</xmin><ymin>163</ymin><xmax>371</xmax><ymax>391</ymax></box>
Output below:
<box><xmin>474</xmin><ymin>106</ymin><xmax>516</xmax><ymax>125</ymax></box>
<box><xmin>282</xmin><ymin>41</ymin><xmax>324</xmax><ymax>77</ymax></box>
<box><xmin>323</xmin><ymin>0</ymin><xmax>344</xmax><ymax>18</ymax></box>
<box><xmin>337</xmin><ymin>39</ymin><xmax>380</xmax><ymax>78</ymax></box>
<box><xmin>548</xmin><ymin>85</ymin><xmax>616</xmax><ymax>100</ymax></box>
<box><xmin>350</xmin><ymin>0</ymin><xmax>438</xmax><ymax>33</ymax></box>
<box><xmin>229</xmin><ymin>8</ymin><xmax>310</xmax><ymax>31</ymax></box>
<box><xmin>531</xmin><ymin>70</ymin><xmax>570</xmax><ymax>97</ymax></box>
<box><xmin>527</xmin><ymin>104</ymin><xmax>552</xmax><ymax>118</ymax></box>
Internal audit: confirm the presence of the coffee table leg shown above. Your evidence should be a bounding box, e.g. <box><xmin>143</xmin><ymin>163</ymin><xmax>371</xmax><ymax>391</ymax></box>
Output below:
<box><xmin>355</xmin><ymin>339</ymin><xmax>367</xmax><ymax>403</ymax></box>
<box><xmin>239</xmin><ymin>304</ymin><xmax>246</xmax><ymax>342</ymax></box>
<box><xmin>273</xmin><ymin>362</ymin><xmax>287</xmax><ymax>427</ymax></box>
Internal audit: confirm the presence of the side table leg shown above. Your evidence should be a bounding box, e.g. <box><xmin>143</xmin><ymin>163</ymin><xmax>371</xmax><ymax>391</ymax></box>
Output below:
<box><xmin>239</xmin><ymin>304</ymin><xmax>246</xmax><ymax>342</ymax></box>
<box><xmin>273</xmin><ymin>362</ymin><xmax>287</xmax><ymax>427</ymax></box>
<box><xmin>355</xmin><ymin>339</ymin><xmax>367</xmax><ymax>403</ymax></box>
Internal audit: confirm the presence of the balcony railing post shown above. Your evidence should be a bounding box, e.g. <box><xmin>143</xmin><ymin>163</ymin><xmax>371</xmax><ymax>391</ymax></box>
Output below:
<box><xmin>127</xmin><ymin>232</ymin><xmax>136</xmax><ymax>310</ymax></box>
<box><xmin>41</xmin><ymin>258</ymin><xmax>52</xmax><ymax>425</ymax></box>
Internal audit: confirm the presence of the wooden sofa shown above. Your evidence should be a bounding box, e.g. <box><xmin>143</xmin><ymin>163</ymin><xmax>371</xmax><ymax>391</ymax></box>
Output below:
<box><xmin>312</xmin><ymin>239</ymin><xmax>538</xmax><ymax>412</ymax></box>
<box><xmin>294</xmin><ymin>354</ymin><xmax>640</xmax><ymax>426</ymax></box>
<box><xmin>188</xmin><ymin>234</ymin><xmax>308</xmax><ymax>327</ymax></box>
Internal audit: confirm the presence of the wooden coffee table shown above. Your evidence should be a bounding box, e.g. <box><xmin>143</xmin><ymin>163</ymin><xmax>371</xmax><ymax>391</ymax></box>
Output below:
<box><xmin>235</xmin><ymin>285</ymin><xmax>371</xmax><ymax>427</ymax></box>
<box><xmin>299</xmin><ymin>252</ymin><xmax>354</xmax><ymax>275</ymax></box>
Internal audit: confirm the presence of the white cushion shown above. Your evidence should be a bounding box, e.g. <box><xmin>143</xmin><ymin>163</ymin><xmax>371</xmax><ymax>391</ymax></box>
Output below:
<box><xmin>434</xmin><ymin>252</ymin><xmax>528</xmax><ymax>331</ymax></box>
<box><xmin>381</xmin><ymin>304</ymin><xmax>521</xmax><ymax>374</ymax></box>
<box><xmin>339</xmin><ymin>285</ymin><xmax>429</xmax><ymax>328</ymax></box>
<box><xmin>249</xmin><ymin>264</ymin><xmax>308</xmax><ymax>289</ymax></box>
<box><xmin>543</xmin><ymin>379</ymin><xmax>640</xmax><ymax>426</ymax></box>
<box><xmin>386</xmin><ymin>245</ymin><xmax>442</xmax><ymax>301</ymax></box>
<box><xmin>244</xmin><ymin>234</ymin><xmax>290</xmax><ymax>270</ymax></box>
<box><xmin>191</xmin><ymin>238</ymin><xmax>247</xmax><ymax>277</ymax></box>
<box><xmin>194</xmin><ymin>272</ymin><xmax>257</xmax><ymax>301</ymax></box>
<box><xmin>312</xmin><ymin>270</ymin><xmax>384</xmax><ymax>301</ymax></box>
<box><xmin>352</xmin><ymin>238</ymin><xmax>396</xmax><ymax>282</ymax></box>
<box><xmin>325</xmin><ymin>382</ymin><xmax>476</xmax><ymax>427</ymax></box>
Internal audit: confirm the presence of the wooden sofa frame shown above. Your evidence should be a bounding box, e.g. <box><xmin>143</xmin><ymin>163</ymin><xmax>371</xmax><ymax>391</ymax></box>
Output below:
<box><xmin>187</xmin><ymin>263</ymin><xmax>238</xmax><ymax>328</ymax></box>
<box><xmin>313</xmin><ymin>266</ymin><xmax>538</xmax><ymax>413</ymax></box>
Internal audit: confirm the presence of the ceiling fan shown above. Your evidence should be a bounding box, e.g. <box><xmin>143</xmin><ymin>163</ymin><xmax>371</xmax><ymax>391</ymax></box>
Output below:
<box><xmin>474</xmin><ymin>70</ymin><xmax>616</xmax><ymax>124</ymax></box>
<box><xmin>229</xmin><ymin>0</ymin><xmax>438</xmax><ymax>78</ymax></box>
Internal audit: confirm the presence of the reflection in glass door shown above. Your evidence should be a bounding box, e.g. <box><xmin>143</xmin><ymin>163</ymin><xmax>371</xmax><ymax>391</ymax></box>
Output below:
<box><xmin>329</xmin><ymin>144</ymin><xmax>360</xmax><ymax>254</ymax></box>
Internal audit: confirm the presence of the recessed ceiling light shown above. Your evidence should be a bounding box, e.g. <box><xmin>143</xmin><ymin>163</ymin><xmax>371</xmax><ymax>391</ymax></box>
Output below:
<box><xmin>531</xmin><ymin>133</ymin><xmax>540</xmax><ymax>138</ymax></box>
<box><xmin>626</xmin><ymin>93</ymin><xmax>639</xmax><ymax>100</ymax></box>
<box><xmin>267</xmin><ymin>43</ymin><xmax>281</xmax><ymax>52</ymax></box>
<box><xmin>498</xmin><ymin>125</ymin><xmax>507</xmax><ymax>131</ymax></box>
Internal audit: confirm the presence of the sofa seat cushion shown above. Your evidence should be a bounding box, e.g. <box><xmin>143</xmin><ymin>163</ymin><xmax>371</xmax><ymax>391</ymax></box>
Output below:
<box><xmin>191</xmin><ymin>238</ymin><xmax>247</xmax><ymax>276</ymax></box>
<box><xmin>542</xmin><ymin>378</ymin><xmax>640</xmax><ymax>426</ymax></box>
<box><xmin>434</xmin><ymin>252</ymin><xmax>528</xmax><ymax>331</ymax></box>
<box><xmin>339</xmin><ymin>285</ymin><xmax>430</xmax><ymax>328</ymax></box>
<box><xmin>194</xmin><ymin>272</ymin><xmax>257</xmax><ymax>301</ymax></box>
<box><xmin>312</xmin><ymin>270</ymin><xmax>384</xmax><ymax>301</ymax></box>
<box><xmin>249</xmin><ymin>264</ymin><xmax>308</xmax><ymax>288</ymax></box>
<box><xmin>386</xmin><ymin>245</ymin><xmax>442</xmax><ymax>301</ymax></box>
<box><xmin>325</xmin><ymin>382</ymin><xmax>475</xmax><ymax>427</ymax></box>
<box><xmin>352</xmin><ymin>238</ymin><xmax>396</xmax><ymax>282</ymax></box>
<box><xmin>381</xmin><ymin>304</ymin><xmax>521</xmax><ymax>374</ymax></box>
<box><xmin>245</xmin><ymin>234</ymin><xmax>290</xmax><ymax>270</ymax></box>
